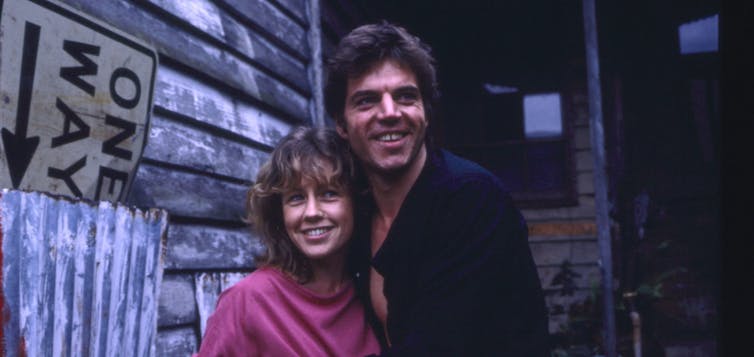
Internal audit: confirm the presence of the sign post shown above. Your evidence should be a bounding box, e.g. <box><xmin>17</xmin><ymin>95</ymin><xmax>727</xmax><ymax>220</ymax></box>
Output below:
<box><xmin>1</xmin><ymin>0</ymin><xmax>157</xmax><ymax>202</ymax></box>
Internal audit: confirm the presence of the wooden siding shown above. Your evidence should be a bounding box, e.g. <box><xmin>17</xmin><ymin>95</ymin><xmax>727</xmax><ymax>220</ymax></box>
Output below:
<box><xmin>0</xmin><ymin>189</ymin><xmax>167</xmax><ymax>357</ymax></box>
<box><xmin>41</xmin><ymin>0</ymin><xmax>320</xmax><ymax>353</ymax></box>
<box><xmin>520</xmin><ymin>86</ymin><xmax>601</xmax><ymax>333</ymax></box>
<box><xmin>1</xmin><ymin>0</ymin><xmax>604</xmax><ymax>351</ymax></box>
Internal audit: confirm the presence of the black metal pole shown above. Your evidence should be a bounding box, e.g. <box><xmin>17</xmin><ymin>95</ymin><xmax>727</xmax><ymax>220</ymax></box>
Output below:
<box><xmin>581</xmin><ymin>0</ymin><xmax>617</xmax><ymax>356</ymax></box>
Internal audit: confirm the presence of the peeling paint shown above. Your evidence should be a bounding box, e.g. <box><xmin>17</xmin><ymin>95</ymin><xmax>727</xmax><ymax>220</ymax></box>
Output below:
<box><xmin>0</xmin><ymin>189</ymin><xmax>167</xmax><ymax>357</ymax></box>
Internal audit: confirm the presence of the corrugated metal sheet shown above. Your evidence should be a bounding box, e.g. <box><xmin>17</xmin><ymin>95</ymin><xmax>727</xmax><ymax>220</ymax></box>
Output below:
<box><xmin>0</xmin><ymin>189</ymin><xmax>167</xmax><ymax>357</ymax></box>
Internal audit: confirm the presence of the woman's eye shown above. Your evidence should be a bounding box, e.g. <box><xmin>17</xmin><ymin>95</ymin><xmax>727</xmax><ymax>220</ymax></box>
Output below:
<box><xmin>285</xmin><ymin>193</ymin><xmax>304</xmax><ymax>204</ymax></box>
<box><xmin>321</xmin><ymin>190</ymin><xmax>340</xmax><ymax>200</ymax></box>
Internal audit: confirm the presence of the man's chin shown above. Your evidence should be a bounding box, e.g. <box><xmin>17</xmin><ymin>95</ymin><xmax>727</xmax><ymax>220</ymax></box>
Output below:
<box><xmin>364</xmin><ymin>159</ymin><xmax>410</xmax><ymax>178</ymax></box>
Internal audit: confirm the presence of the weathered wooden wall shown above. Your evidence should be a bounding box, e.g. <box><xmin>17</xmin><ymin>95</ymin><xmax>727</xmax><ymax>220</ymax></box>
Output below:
<box><xmin>320</xmin><ymin>0</ymin><xmax>602</xmax><ymax>334</ymax></box>
<box><xmin>45</xmin><ymin>0</ymin><xmax>317</xmax><ymax>354</ymax></box>
<box><xmin>0</xmin><ymin>189</ymin><xmax>167</xmax><ymax>357</ymax></box>
<box><xmin>521</xmin><ymin>83</ymin><xmax>601</xmax><ymax>333</ymax></box>
<box><xmin>2</xmin><ymin>0</ymin><xmax>602</xmax><ymax>352</ymax></box>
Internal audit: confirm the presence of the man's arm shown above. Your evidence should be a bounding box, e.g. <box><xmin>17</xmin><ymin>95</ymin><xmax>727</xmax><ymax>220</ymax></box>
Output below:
<box><xmin>380</xmin><ymin>175</ymin><xmax>549</xmax><ymax>356</ymax></box>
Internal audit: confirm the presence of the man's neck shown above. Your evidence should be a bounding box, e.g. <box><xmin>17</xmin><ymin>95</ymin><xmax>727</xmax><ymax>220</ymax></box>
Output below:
<box><xmin>367</xmin><ymin>146</ymin><xmax>427</xmax><ymax>224</ymax></box>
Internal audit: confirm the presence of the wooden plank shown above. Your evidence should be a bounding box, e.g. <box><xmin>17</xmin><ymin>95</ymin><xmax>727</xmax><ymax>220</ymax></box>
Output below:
<box><xmin>522</xmin><ymin>194</ymin><xmax>596</xmax><ymax>222</ymax></box>
<box><xmin>144</xmin><ymin>114</ymin><xmax>270</xmax><ymax>182</ymax></box>
<box><xmin>126</xmin><ymin>163</ymin><xmax>247</xmax><ymax>221</ymax></box>
<box><xmin>145</xmin><ymin>0</ymin><xmax>226</xmax><ymax>40</ymax></box>
<box><xmin>0</xmin><ymin>190</ymin><xmax>166</xmax><ymax>357</ymax></box>
<box><xmin>61</xmin><ymin>0</ymin><xmax>311</xmax><ymax>121</ymax></box>
<box><xmin>195</xmin><ymin>271</ymin><xmax>250</xmax><ymax>339</ymax></box>
<box><xmin>154</xmin><ymin>66</ymin><xmax>293</xmax><ymax>148</ymax></box>
<box><xmin>220</xmin><ymin>272</ymin><xmax>247</xmax><ymax>292</ymax></box>
<box><xmin>271</xmin><ymin>0</ymin><xmax>308</xmax><ymax>25</ymax></box>
<box><xmin>575</xmin><ymin>149</ymin><xmax>595</xmax><ymax>172</ymax></box>
<box><xmin>194</xmin><ymin>272</ymin><xmax>220</xmax><ymax>338</ymax></box>
<box><xmin>218</xmin><ymin>0</ymin><xmax>309</xmax><ymax>56</ymax></box>
<box><xmin>18</xmin><ymin>192</ymin><xmax>55</xmax><ymax>357</ymax></box>
<box><xmin>40</xmin><ymin>195</ymin><xmax>58</xmax><ymax>356</ymax></box>
<box><xmin>157</xmin><ymin>274</ymin><xmax>197</xmax><ymax>328</ymax></box>
<box><xmin>529</xmin><ymin>234</ymin><xmax>597</xmax><ymax>243</ymax></box>
<box><xmin>194</xmin><ymin>271</ymin><xmax>248</xmax><ymax>338</ymax></box>
<box><xmin>577</xmin><ymin>171</ymin><xmax>595</xmax><ymax>195</ymax></box>
<box><xmin>216</xmin><ymin>10</ymin><xmax>308</xmax><ymax>85</ymax></box>
<box><xmin>89</xmin><ymin>202</ymin><xmax>116</xmax><ymax>357</ymax></box>
<box><xmin>52</xmin><ymin>199</ymin><xmax>76</xmax><ymax>357</ymax></box>
<box><xmin>529</xmin><ymin>239</ymin><xmax>600</xmax><ymax>266</ymax></box>
<box><xmin>528</xmin><ymin>221</ymin><xmax>597</xmax><ymax>237</ymax></box>
<box><xmin>0</xmin><ymin>191</ymin><xmax>21</xmax><ymax>356</ymax></box>
<box><xmin>137</xmin><ymin>208</ymin><xmax>167</xmax><ymax>357</ymax></box>
<box><xmin>104</xmin><ymin>205</ymin><xmax>134</xmax><ymax>356</ymax></box>
<box><xmin>164</xmin><ymin>224</ymin><xmax>263</xmax><ymax>270</ymax></box>
<box><xmin>122</xmin><ymin>207</ymin><xmax>149</xmax><ymax>357</ymax></box>
<box><xmin>573</xmin><ymin>125</ymin><xmax>591</xmax><ymax>150</ymax></box>
<box><xmin>144</xmin><ymin>0</ymin><xmax>309</xmax><ymax>89</ymax></box>
<box><xmin>70</xmin><ymin>198</ymin><xmax>96</xmax><ymax>357</ymax></box>
<box><xmin>155</xmin><ymin>327</ymin><xmax>197</xmax><ymax>357</ymax></box>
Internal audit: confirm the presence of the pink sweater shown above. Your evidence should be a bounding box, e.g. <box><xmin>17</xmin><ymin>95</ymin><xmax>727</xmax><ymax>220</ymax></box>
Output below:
<box><xmin>195</xmin><ymin>267</ymin><xmax>380</xmax><ymax>357</ymax></box>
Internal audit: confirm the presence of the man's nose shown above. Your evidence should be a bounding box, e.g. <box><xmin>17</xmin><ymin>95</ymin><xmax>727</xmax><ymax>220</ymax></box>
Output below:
<box><xmin>377</xmin><ymin>94</ymin><xmax>399</xmax><ymax>119</ymax></box>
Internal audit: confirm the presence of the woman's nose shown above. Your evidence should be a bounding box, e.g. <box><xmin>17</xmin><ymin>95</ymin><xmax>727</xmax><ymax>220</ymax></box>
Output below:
<box><xmin>303</xmin><ymin>199</ymin><xmax>323</xmax><ymax>219</ymax></box>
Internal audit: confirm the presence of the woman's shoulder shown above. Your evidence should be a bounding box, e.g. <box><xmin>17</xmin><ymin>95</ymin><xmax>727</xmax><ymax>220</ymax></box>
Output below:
<box><xmin>218</xmin><ymin>267</ymin><xmax>287</xmax><ymax>301</ymax></box>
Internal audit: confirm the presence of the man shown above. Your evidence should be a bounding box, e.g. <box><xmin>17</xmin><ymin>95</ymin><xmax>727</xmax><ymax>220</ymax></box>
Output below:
<box><xmin>325</xmin><ymin>22</ymin><xmax>550</xmax><ymax>356</ymax></box>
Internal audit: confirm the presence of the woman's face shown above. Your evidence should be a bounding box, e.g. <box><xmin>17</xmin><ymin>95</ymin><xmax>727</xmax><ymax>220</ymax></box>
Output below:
<box><xmin>282</xmin><ymin>176</ymin><xmax>354</xmax><ymax>263</ymax></box>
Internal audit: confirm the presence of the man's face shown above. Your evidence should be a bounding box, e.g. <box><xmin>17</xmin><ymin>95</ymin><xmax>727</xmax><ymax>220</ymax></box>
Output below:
<box><xmin>337</xmin><ymin>59</ymin><xmax>428</xmax><ymax>177</ymax></box>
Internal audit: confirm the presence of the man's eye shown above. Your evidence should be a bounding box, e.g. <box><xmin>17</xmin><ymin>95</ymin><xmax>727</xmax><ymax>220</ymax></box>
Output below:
<box><xmin>354</xmin><ymin>96</ymin><xmax>377</xmax><ymax>107</ymax></box>
<box><xmin>395</xmin><ymin>92</ymin><xmax>419</xmax><ymax>104</ymax></box>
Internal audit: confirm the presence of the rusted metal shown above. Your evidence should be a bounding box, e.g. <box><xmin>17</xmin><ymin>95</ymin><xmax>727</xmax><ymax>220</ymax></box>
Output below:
<box><xmin>0</xmin><ymin>189</ymin><xmax>167</xmax><ymax>357</ymax></box>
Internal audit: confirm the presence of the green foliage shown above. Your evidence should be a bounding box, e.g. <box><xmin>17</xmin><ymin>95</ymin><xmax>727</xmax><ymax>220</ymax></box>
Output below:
<box><xmin>548</xmin><ymin>239</ymin><xmax>688</xmax><ymax>356</ymax></box>
<box><xmin>550</xmin><ymin>260</ymin><xmax>582</xmax><ymax>297</ymax></box>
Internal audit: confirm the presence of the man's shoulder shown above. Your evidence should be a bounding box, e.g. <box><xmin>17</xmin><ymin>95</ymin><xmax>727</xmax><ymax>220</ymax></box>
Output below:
<box><xmin>429</xmin><ymin>149</ymin><xmax>507</xmax><ymax>192</ymax></box>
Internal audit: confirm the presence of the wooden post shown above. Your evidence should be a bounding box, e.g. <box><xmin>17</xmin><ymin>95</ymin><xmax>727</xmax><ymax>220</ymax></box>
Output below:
<box><xmin>581</xmin><ymin>0</ymin><xmax>617</xmax><ymax>356</ymax></box>
<box><xmin>307</xmin><ymin>0</ymin><xmax>325</xmax><ymax>127</ymax></box>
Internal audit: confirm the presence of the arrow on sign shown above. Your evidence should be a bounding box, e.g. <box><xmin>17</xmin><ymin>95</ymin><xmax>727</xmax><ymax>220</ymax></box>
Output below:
<box><xmin>2</xmin><ymin>22</ymin><xmax>42</xmax><ymax>188</ymax></box>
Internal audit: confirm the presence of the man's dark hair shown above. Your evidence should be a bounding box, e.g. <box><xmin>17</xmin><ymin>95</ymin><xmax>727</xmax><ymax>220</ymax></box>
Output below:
<box><xmin>324</xmin><ymin>21</ymin><xmax>440</xmax><ymax>130</ymax></box>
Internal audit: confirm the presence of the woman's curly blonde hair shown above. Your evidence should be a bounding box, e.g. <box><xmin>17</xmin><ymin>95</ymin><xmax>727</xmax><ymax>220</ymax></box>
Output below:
<box><xmin>246</xmin><ymin>126</ymin><xmax>357</xmax><ymax>282</ymax></box>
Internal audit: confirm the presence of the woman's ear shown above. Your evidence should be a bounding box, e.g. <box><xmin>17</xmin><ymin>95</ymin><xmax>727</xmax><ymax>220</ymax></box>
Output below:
<box><xmin>335</xmin><ymin>123</ymin><xmax>348</xmax><ymax>139</ymax></box>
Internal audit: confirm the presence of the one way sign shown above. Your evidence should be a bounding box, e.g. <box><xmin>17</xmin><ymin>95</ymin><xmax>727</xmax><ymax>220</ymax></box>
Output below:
<box><xmin>0</xmin><ymin>0</ymin><xmax>156</xmax><ymax>202</ymax></box>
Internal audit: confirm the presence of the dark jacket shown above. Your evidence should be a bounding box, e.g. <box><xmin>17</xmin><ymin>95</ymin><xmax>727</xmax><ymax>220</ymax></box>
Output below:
<box><xmin>354</xmin><ymin>149</ymin><xmax>550</xmax><ymax>357</ymax></box>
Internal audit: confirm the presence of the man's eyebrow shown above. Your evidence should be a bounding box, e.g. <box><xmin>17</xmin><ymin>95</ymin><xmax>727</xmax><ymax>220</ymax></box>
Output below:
<box><xmin>348</xmin><ymin>85</ymin><xmax>420</xmax><ymax>100</ymax></box>
<box><xmin>394</xmin><ymin>85</ymin><xmax>420</xmax><ymax>92</ymax></box>
<box><xmin>348</xmin><ymin>89</ymin><xmax>378</xmax><ymax>100</ymax></box>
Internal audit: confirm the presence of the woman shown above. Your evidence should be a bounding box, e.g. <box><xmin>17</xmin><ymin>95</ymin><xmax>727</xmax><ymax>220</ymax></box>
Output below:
<box><xmin>196</xmin><ymin>126</ymin><xmax>380</xmax><ymax>356</ymax></box>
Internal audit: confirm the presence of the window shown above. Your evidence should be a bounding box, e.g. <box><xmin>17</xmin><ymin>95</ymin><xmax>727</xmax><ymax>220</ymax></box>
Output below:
<box><xmin>678</xmin><ymin>14</ymin><xmax>718</xmax><ymax>55</ymax></box>
<box><xmin>449</xmin><ymin>87</ymin><xmax>576</xmax><ymax>207</ymax></box>
<box><xmin>524</xmin><ymin>93</ymin><xmax>563</xmax><ymax>138</ymax></box>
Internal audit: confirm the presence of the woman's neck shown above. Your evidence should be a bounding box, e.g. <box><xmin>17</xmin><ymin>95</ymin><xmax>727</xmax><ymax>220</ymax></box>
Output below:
<box><xmin>303</xmin><ymin>254</ymin><xmax>349</xmax><ymax>295</ymax></box>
